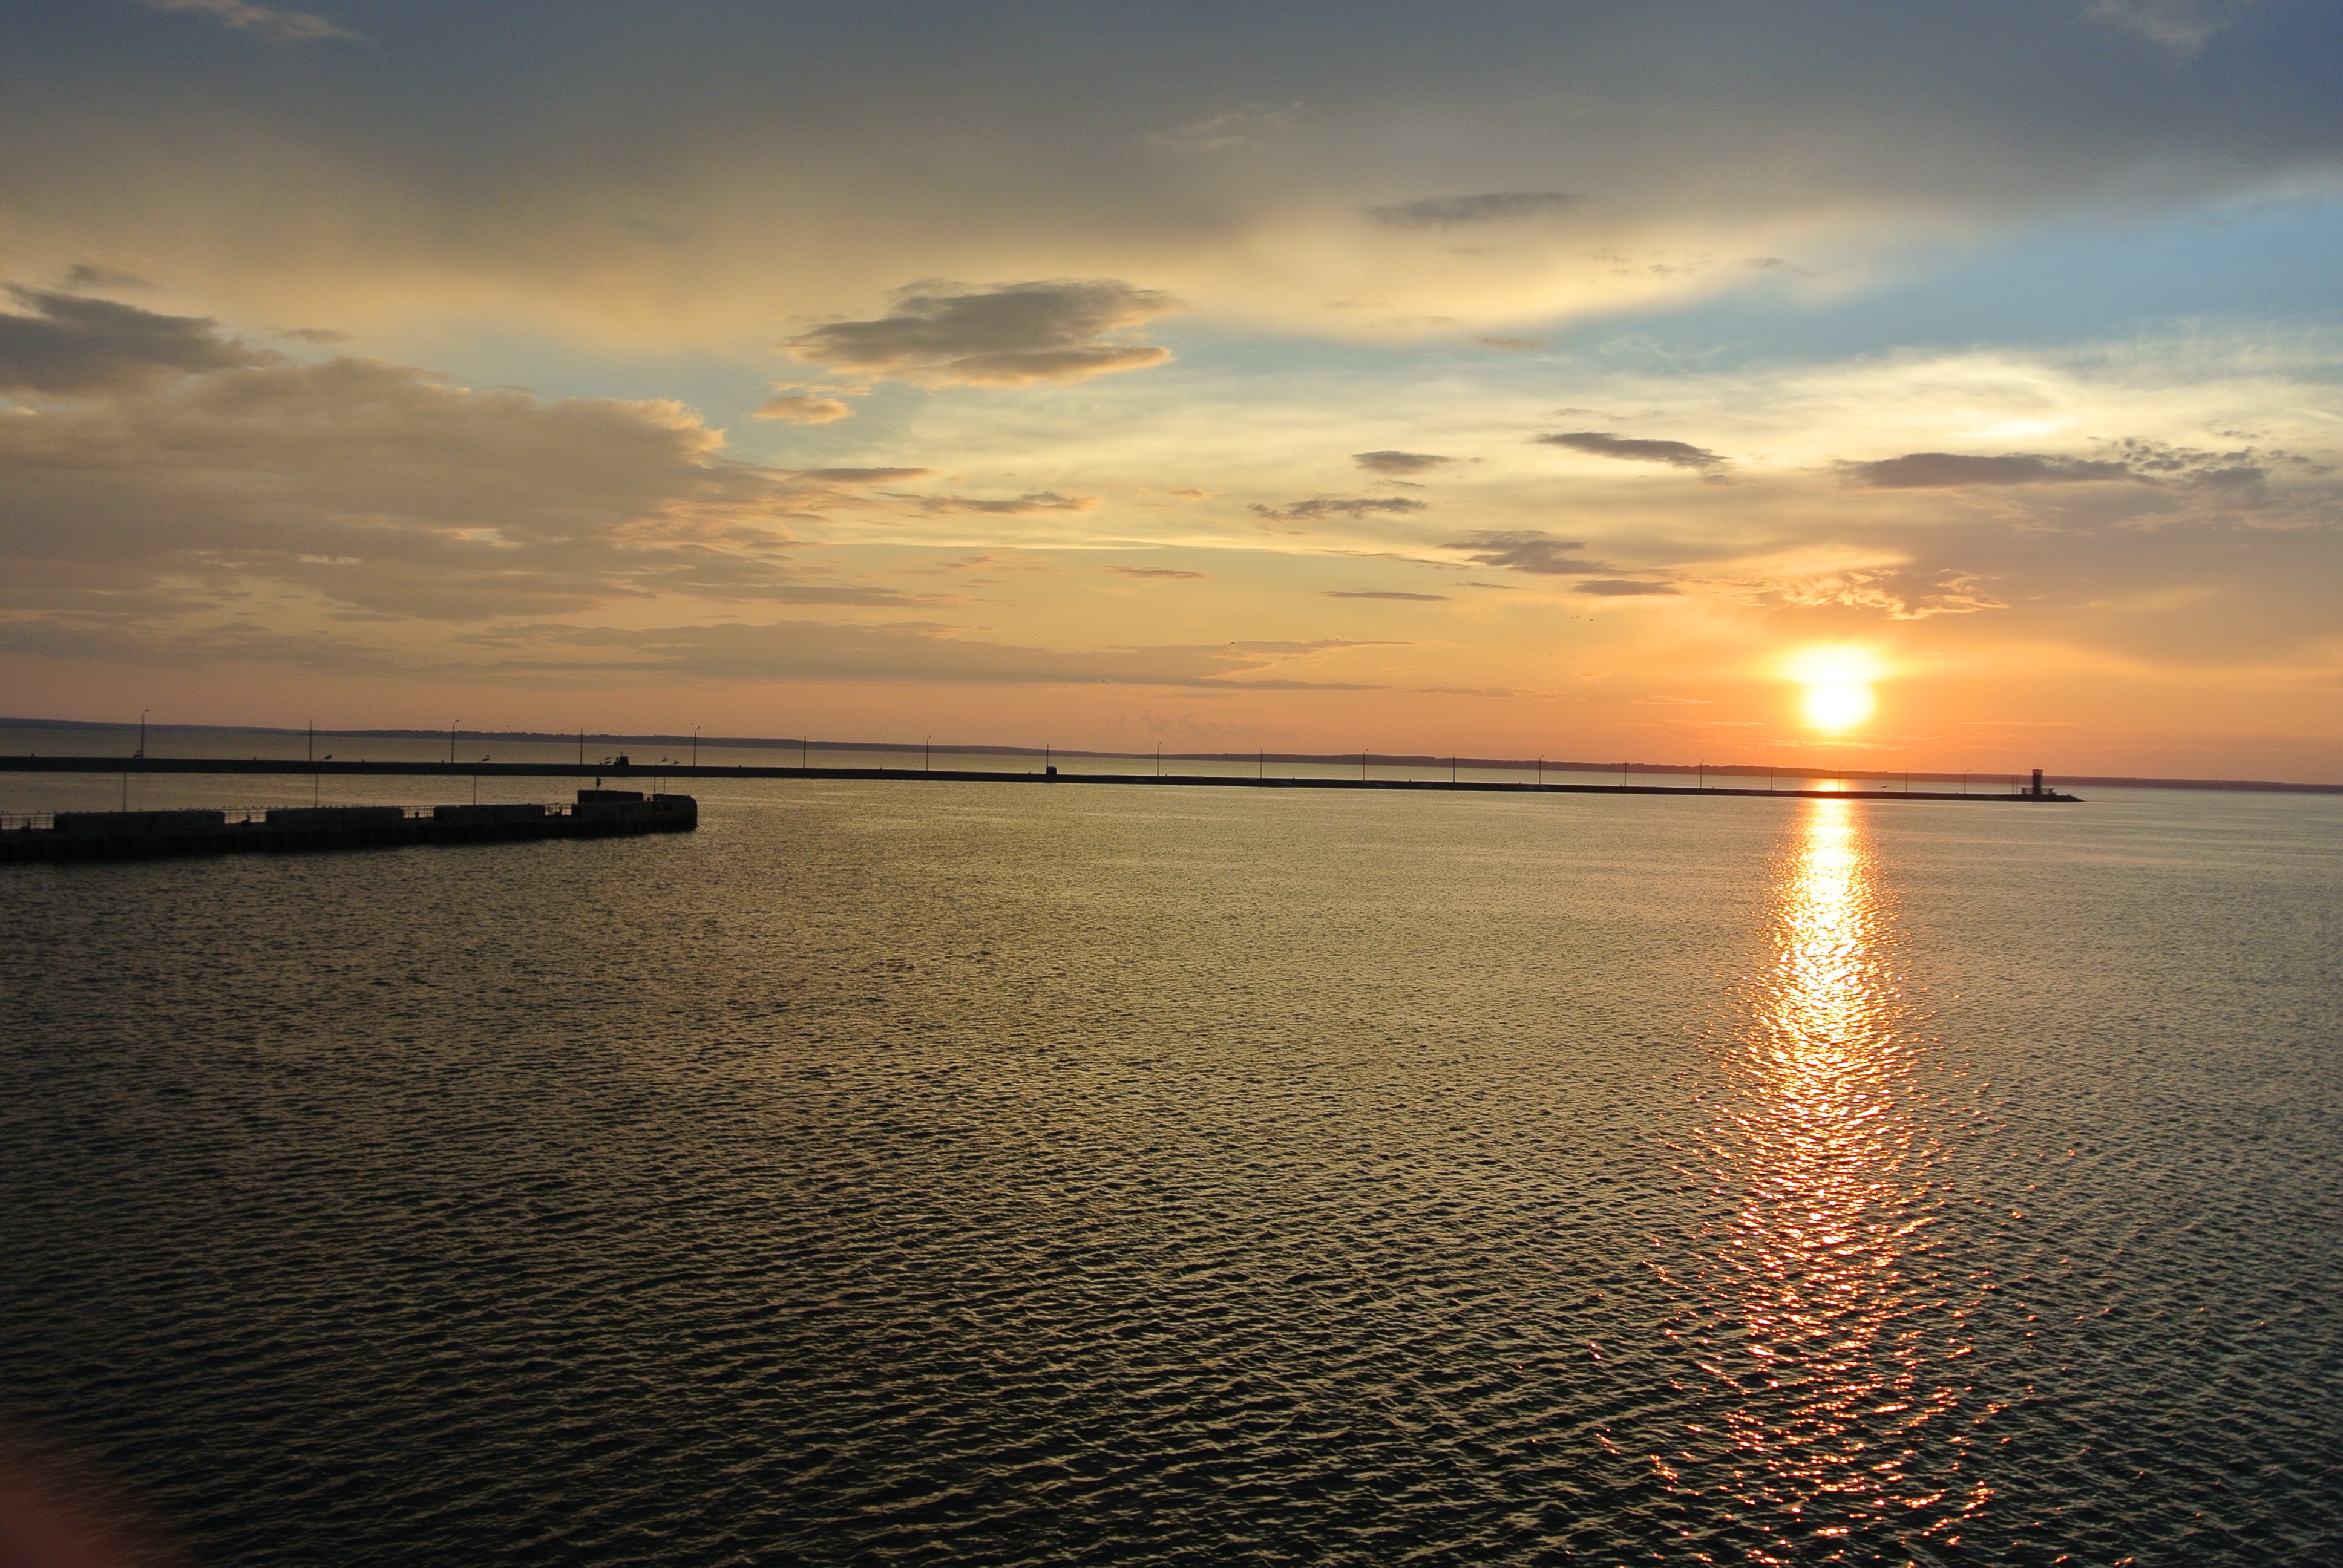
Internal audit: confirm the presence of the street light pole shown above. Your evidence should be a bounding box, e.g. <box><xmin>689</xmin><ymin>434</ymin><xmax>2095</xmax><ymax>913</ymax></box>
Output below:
<box><xmin>450</xmin><ymin>721</ymin><xmax>458</xmax><ymax>765</ymax></box>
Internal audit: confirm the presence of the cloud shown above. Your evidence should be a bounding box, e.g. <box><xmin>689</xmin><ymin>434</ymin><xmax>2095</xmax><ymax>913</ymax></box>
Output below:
<box><xmin>1351</xmin><ymin>450</ymin><xmax>1453</xmax><ymax>476</ymax></box>
<box><xmin>1473</xmin><ymin>336</ymin><xmax>1543</xmax><ymax>353</ymax></box>
<box><xmin>441</xmin><ymin>621</ymin><xmax>1389</xmax><ymax>690</ymax></box>
<box><xmin>1417</xmin><ymin>685</ymin><xmax>1536</xmax><ymax>697</ymax></box>
<box><xmin>891</xmin><ymin>490</ymin><xmax>1097</xmax><ymax>515</ymax></box>
<box><xmin>1365</xmin><ymin>192</ymin><xmax>1580</xmax><ymax>230</ymax></box>
<box><xmin>1536</xmin><ymin>430</ymin><xmax>1731</xmax><ymax>477</ymax></box>
<box><xmin>1325</xmin><ymin>590</ymin><xmax>1448</xmax><ymax>601</ymax></box>
<box><xmin>1749</xmin><ymin>568</ymin><xmax>2009</xmax><ymax>621</ymax></box>
<box><xmin>1250</xmin><ymin>495</ymin><xmax>1429</xmax><ymax>524</ymax></box>
<box><xmin>1149</xmin><ymin>105</ymin><xmax>1294</xmax><ymax>151</ymax></box>
<box><xmin>1440</xmin><ymin>529</ymin><xmax>1619</xmax><ymax>575</ymax></box>
<box><xmin>62</xmin><ymin>264</ymin><xmax>154</xmax><ymax>291</ymax></box>
<box><xmin>754</xmin><ymin>393</ymin><xmax>855</xmax><ymax>424</ymax></box>
<box><xmin>799</xmin><ymin>467</ymin><xmax>933</xmax><ymax>484</ymax></box>
<box><xmin>140</xmin><ymin>0</ymin><xmax>358</xmax><ymax>42</ymax></box>
<box><xmin>1840</xmin><ymin>451</ymin><xmax>2138</xmax><ymax>488</ymax></box>
<box><xmin>0</xmin><ymin>288</ymin><xmax>274</xmax><ymax>393</ymax></box>
<box><xmin>0</xmin><ymin>613</ymin><xmax>1391</xmax><ymax>689</ymax></box>
<box><xmin>1109</xmin><ymin>566</ymin><xmax>1205</xmax><ymax>579</ymax></box>
<box><xmin>782</xmin><ymin>279</ymin><xmax>1179</xmax><ymax>387</ymax></box>
<box><xmin>1573</xmin><ymin>580</ymin><xmax>1679</xmax><ymax>596</ymax></box>
<box><xmin>2108</xmin><ymin>437</ymin><xmax>2301</xmax><ymax>494</ymax></box>
<box><xmin>2086</xmin><ymin>0</ymin><xmax>2258</xmax><ymax>57</ymax></box>
<box><xmin>0</xmin><ymin>344</ymin><xmax>941</xmax><ymax>622</ymax></box>
<box><xmin>13</xmin><ymin>6</ymin><xmax>2341</xmax><ymax>365</ymax></box>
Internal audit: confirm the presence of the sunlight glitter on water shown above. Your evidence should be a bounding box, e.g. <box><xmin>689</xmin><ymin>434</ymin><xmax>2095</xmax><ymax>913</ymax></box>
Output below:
<box><xmin>1669</xmin><ymin>799</ymin><xmax>1993</xmax><ymax>1560</ymax></box>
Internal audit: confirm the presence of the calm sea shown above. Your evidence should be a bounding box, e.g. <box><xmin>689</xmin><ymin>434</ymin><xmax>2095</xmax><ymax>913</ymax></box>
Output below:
<box><xmin>3</xmin><ymin>751</ymin><xmax>2338</xmax><ymax>1564</ymax></box>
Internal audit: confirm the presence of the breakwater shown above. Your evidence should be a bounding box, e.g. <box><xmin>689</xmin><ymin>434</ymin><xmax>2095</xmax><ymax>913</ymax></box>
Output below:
<box><xmin>1</xmin><ymin>789</ymin><xmax>696</xmax><ymax>864</ymax></box>
<box><xmin>0</xmin><ymin>754</ymin><xmax>2082</xmax><ymax>802</ymax></box>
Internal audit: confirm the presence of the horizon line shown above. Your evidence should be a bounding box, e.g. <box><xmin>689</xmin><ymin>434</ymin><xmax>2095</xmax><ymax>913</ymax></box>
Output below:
<box><xmin>4</xmin><ymin>716</ymin><xmax>2335</xmax><ymax>794</ymax></box>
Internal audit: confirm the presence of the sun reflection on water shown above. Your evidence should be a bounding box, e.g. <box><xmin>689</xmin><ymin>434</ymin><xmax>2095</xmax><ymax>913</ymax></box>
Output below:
<box><xmin>1662</xmin><ymin>798</ymin><xmax>1991</xmax><ymax>1560</ymax></box>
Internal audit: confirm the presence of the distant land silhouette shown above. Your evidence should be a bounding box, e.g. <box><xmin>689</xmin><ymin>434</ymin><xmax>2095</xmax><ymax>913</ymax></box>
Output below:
<box><xmin>6</xmin><ymin>717</ymin><xmax>2335</xmax><ymax>794</ymax></box>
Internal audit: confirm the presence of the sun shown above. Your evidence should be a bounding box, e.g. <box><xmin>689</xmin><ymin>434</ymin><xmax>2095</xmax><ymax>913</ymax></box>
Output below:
<box><xmin>1802</xmin><ymin>682</ymin><xmax>1875</xmax><ymax>731</ymax></box>
<box><xmin>1783</xmin><ymin>645</ymin><xmax>1886</xmax><ymax>733</ymax></box>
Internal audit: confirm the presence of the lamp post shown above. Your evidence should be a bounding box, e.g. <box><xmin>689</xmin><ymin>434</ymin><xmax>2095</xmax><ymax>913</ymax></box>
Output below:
<box><xmin>137</xmin><ymin>708</ymin><xmax>148</xmax><ymax>760</ymax></box>
<box><xmin>925</xmin><ymin>734</ymin><xmax>932</xmax><ymax>776</ymax></box>
<box><xmin>692</xmin><ymin>726</ymin><xmax>700</xmax><ymax>769</ymax></box>
<box><xmin>449</xmin><ymin>721</ymin><xmax>459</xmax><ymax>765</ymax></box>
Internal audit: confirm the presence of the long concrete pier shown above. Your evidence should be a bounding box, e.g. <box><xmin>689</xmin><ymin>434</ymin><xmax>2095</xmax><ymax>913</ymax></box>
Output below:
<box><xmin>0</xmin><ymin>754</ymin><xmax>2082</xmax><ymax>802</ymax></box>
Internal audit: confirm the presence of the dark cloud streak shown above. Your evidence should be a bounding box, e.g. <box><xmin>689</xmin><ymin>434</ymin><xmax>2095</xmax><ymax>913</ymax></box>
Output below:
<box><xmin>0</xmin><ymin>288</ymin><xmax>273</xmax><ymax>394</ymax></box>
<box><xmin>783</xmin><ymin>279</ymin><xmax>1178</xmax><ymax>387</ymax></box>
<box><xmin>1251</xmin><ymin>495</ymin><xmax>1429</xmax><ymax>524</ymax></box>
<box><xmin>1537</xmin><ymin>430</ymin><xmax>1730</xmax><ymax>477</ymax></box>
<box><xmin>1841</xmin><ymin>451</ymin><xmax>2137</xmax><ymax>488</ymax></box>
<box><xmin>1352</xmin><ymin>450</ymin><xmax>1453</xmax><ymax>475</ymax></box>
<box><xmin>1440</xmin><ymin>529</ymin><xmax>1620</xmax><ymax>575</ymax></box>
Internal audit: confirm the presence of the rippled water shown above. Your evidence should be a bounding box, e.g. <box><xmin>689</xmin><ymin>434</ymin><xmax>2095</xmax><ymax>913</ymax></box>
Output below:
<box><xmin>4</xmin><ymin>779</ymin><xmax>2338</xmax><ymax>1564</ymax></box>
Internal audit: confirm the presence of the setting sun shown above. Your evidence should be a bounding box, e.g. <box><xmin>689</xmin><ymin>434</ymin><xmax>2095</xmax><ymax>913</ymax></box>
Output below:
<box><xmin>1803</xmin><ymin>682</ymin><xmax>1876</xmax><ymax>731</ymax></box>
<box><xmin>1784</xmin><ymin>646</ymin><xmax>1886</xmax><ymax>733</ymax></box>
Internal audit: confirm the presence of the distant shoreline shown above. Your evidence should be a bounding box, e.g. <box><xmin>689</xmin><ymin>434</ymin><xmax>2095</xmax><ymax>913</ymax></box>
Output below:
<box><xmin>3</xmin><ymin>717</ymin><xmax>2333</xmax><ymax>795</ymax></box>
<box><xmin>0</xmin><ymin>755</ymin><xmax>2081</xmax><ymax>806</ymax></box>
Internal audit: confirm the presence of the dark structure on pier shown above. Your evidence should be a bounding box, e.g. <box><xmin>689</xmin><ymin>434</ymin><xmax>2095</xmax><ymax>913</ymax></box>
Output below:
<box><xmin>2</xmin><ymin>789</ymin><xmax>696</xmax><ymax>864</ymax></box>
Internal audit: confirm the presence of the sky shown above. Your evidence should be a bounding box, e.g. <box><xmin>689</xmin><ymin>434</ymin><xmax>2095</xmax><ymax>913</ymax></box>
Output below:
<box><xmin>2</xmin><ymin>0</ymin><xmax>2339</xmax><ymax>778</ymax></box>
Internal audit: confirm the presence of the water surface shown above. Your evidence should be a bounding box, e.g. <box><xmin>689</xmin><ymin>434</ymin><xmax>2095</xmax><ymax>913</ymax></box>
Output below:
<box><xmin>4</xmin><ymin>777</ymin><xmax>2336</xmax><ymax>1563</ymax></box>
